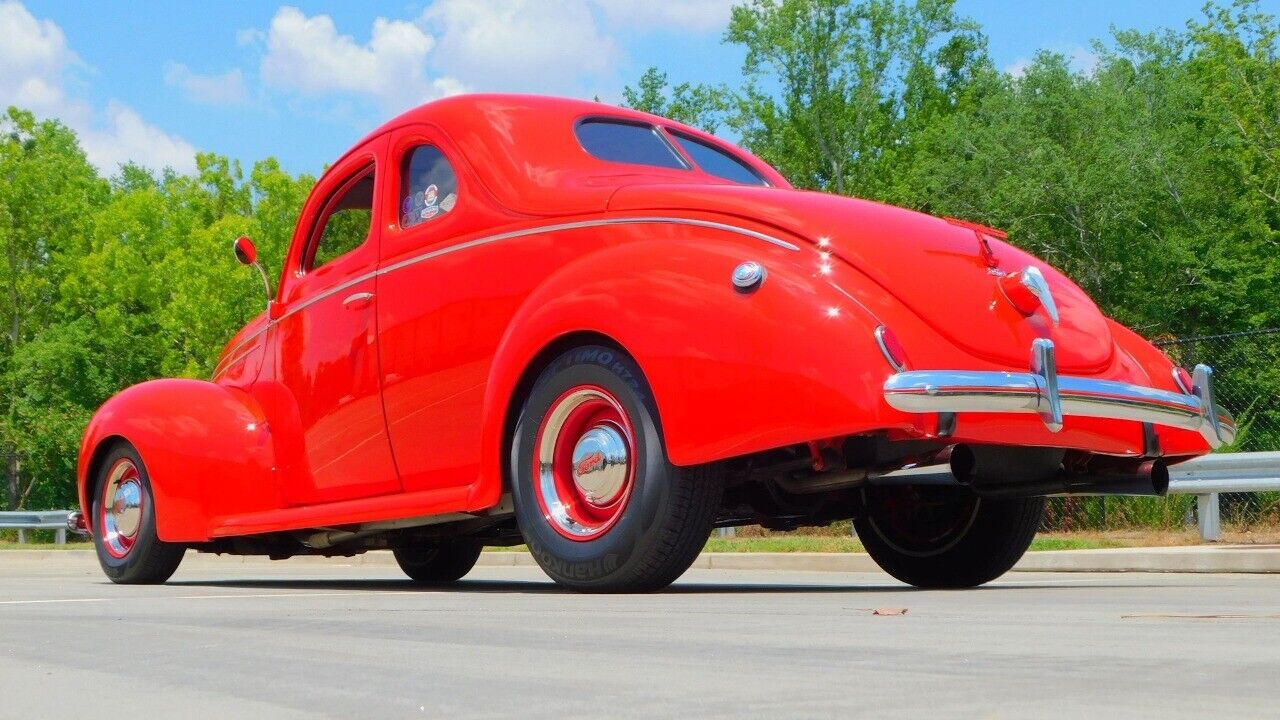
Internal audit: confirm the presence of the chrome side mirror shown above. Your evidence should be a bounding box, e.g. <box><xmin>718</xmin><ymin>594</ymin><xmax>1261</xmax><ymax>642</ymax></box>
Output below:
<box><xmin>233</xmin><ymin>235</ymin><xmax>273</xmax><ymax>311</ymax></box>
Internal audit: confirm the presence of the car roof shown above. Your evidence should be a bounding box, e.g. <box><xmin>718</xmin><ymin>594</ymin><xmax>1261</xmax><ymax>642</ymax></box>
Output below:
<box><xmin>336</xmin><ymin>94</ymin><xmax>789</xmax><ymax>216</ymax></box>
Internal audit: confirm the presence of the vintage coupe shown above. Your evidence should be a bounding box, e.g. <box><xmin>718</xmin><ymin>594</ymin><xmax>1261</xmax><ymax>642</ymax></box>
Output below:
<box><xmin>74</xmin><ymin>94</ymin><xmax>1234</xmax><ymax>592</ymax></box>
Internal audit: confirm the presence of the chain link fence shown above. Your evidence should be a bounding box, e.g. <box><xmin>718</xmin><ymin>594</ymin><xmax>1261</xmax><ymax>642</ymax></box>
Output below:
<box><xmin>1043</xmin><ymin>328</ymin><xmax>1280</xmax><ymax>534</ymax></box>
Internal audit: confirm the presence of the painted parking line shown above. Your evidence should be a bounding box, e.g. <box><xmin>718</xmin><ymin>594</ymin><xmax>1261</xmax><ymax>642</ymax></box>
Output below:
<box><xmin>0</xmin><ymin>591</ymin><xmax>428</xmax><ymax>606</ymax></box>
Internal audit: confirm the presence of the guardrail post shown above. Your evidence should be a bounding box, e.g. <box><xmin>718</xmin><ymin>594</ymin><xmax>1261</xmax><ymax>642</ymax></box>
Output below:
<box><xmin>17</xmin><ymin>529</ymin><xmax>25</xmax><ymax>544</ymax></box>
<box><xmin>56</xmin><ymin>528</ymin><xmax>66</xmax><ymax>545</ymax></box>
<box><xmin>1196</xmin><ymin>493</ymin><xmax>1221</xmax><ymax>542</ymax></box>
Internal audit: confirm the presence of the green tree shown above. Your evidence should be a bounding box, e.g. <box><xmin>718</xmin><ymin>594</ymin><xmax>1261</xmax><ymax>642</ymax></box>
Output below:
<box><xmin>621</xmin><ymin>68</ymin><xmax>728</xmax><ymax>132</ymax></box>
<box><xmin>0</xmin><ymin>108</ymin><xmax>106</xmax><ymax>509</ymax></box>
<box><xmin>723</xmin><ymin>0</ymin><xmax>991</xmax><ymax>195</ymax></box>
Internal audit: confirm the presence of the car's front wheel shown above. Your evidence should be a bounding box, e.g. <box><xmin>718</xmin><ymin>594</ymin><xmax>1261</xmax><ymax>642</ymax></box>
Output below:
<box><xmin>510</xmin><ymin>345</ymin><xmax>723</xmax><ymax>593</ymax></box>
<box><xmin>393</xmin><ymin>542</ymin><xmax>482</xmax><ymax>583</ymax></box>
<box><xmin>854</xmin><ymin>484</ymin><xmax>1044</xmax><ymax>588</ymax></box>
<box><xmin>92</xmin><ymin>442</ymin><xmax>186</xmax><ymax>584</ymax></box>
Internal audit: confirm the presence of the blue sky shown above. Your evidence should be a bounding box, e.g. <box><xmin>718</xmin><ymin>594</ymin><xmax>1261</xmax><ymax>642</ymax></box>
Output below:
<box><xmin>3</xmin><ymin>0</ymin><xmax>1277</xmax><ymax>177</ymax></box>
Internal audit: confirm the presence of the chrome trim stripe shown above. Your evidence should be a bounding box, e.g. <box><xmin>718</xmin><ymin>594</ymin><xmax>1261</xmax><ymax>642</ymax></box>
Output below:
<box><xmin>375</xmin><ymin>216</ymin><xmax>800</xmax><ymax>279</ymax></box>
<box><xmin>213</xmin><ymin>342</ymin><xmax>262</xmax><ymax>379</ymax></box>
<box><xmin>213</xmin><ymin>326</ymin><xmax>268</xmax><ymax>377</ymax></box>
<box><xmin>212</xmin><ymin>216</ymin><xmax>799</xmax><ymax>380</ymax></box>
<box><xmin>305</xmin><ymin>218</ymin><xmax>796</xmax><ymax>318</ymax></box>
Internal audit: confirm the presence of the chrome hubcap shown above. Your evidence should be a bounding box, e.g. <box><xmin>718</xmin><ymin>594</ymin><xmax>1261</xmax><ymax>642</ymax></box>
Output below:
<box><xmin>99</xmin><ymin>459</ymin><xmax>145</xmax><ymax>559</ymax></box>
<box><xmin>571</xmin><ymin>425</ymin><xmax>630</xmax><ymax>506</ymax></box>
<box><xmin>534</xmin><ymin>386</ymin><xmax>637</xmax><ymax>541</ymax></box>
<box><xmin>111</xmin><ymin>481</ymin><xmax>143</xmax><ymax>538</ymax></box>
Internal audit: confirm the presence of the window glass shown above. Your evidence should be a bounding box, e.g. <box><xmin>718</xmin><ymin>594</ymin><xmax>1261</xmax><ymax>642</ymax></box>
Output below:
<box><xmin>671</xmin><ymin>132</ymin><xmax>768</xmax><ymax>186</ymax></box>
<box><xmin>311</xmin><ymin>169</ymin><xmax>374</xmax><ymax>270</ymax></box>
<box><xmin>400</xmin><ymin>145</ymin><xmax>458</xmax><ymax>229</ymax></box>
<box><xmin>576</xmin><ymin>119</ymin><xmax>687</xmax><ymax>170</ymax></box>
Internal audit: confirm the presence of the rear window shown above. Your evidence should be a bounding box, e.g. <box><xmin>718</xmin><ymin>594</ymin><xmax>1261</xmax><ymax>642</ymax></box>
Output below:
<box><xmin>671</xmin><ymin>132</ymin><xmax>768</xmax><ymax>186</ymax></box>
<box><xmin>576</xmin><ymin>119</ymin><xmax>687</xmax><ymax>170</ymax></box>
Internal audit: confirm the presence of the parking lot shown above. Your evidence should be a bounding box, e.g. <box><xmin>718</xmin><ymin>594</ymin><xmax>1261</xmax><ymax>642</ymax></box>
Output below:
<box><xmin>1</xmin><ymin>554</ymin><xmax>1276</xmax><ymax>719</ymax></box>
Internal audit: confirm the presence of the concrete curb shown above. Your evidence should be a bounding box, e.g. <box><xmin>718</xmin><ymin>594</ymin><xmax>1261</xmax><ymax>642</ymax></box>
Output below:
<box><xmin>1011</xmin><ymin>545</ymin><xmax>1280</xmax><ymax>574</ymax></box>
<box><xmin>4</xmin><ymin>545</ymin><xmax>1279</xmax><ymax>573</ymax></box>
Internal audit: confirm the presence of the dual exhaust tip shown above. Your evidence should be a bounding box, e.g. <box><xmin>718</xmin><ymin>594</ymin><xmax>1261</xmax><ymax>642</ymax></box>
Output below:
<box><xmin>884</xmin><ymin>445</ymin><xmax>1170</xmax><ymax>498</ymax></box>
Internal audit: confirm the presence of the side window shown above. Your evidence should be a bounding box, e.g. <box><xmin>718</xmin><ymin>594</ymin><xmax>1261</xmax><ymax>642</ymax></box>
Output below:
<box><xmin>670</xmin><ymin>132</ymin><xmax>768</xmax><ymax>186</ymax></box>
<box><xmin>400</xmin><ymin>145</ymin><xmax>458</xmax><ymax>229</ymax></box>
<box><xmin>309</xmin><ymin>166</ymin><xmax>375</xmax><ymax>270</ymax></box>
<box><xmin>575</xmin><ymin>119</ymin><xmax>687</xmax><ymax>170</ymax></box>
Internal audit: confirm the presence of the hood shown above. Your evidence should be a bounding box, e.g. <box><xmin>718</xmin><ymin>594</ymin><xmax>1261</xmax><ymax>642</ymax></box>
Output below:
<box><xmin>609</xmin><ymin>184</ymin><xmax>1113</xmax><ymax>372</ymax></box>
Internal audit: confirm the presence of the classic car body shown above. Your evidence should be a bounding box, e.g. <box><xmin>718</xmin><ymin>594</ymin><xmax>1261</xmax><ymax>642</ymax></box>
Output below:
<box><xmin>75</xmin><ymin>94</ymin><xmax>1233</xmax><ymax>590</ymax></box>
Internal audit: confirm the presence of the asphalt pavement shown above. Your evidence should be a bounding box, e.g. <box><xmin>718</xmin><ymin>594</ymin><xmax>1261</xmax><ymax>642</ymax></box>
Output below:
<box><xmin>1</xmin><ymin>554</ymin><xmax>1276</xmax><ymax>719</ymax></box>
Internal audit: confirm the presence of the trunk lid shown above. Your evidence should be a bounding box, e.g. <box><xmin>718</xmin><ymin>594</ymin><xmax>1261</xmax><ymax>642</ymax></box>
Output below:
<box><xmin>609</xmin><ymin>185</ymin><xmax>1114</xmax><ymax>372</ymax></box>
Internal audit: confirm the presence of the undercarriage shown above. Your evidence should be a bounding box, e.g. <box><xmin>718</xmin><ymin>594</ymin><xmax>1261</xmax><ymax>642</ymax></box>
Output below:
<box><xmin>188</xmin><ymin>432</ymin><xmax>1168</xmax><ymax>560</ymax></box>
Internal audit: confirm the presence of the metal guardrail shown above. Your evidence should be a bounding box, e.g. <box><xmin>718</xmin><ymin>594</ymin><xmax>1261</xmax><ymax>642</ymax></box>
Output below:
<box><xmin>0</xmin><ymin>511</ymin><xmax>72</xmax><ymax>544</ymax></box>
<box><xmin>6</xmin><ymin>452</ymin><xmax>1278</xmax><ymax>546</ymax></box>
<box><xmin>1168</xmin><ymin>451</ymin><xmax>1280</xmax><ymax>541</ymax></box>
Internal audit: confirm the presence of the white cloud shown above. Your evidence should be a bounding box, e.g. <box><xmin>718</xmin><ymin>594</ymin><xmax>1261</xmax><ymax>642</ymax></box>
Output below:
<box><xmin>1004</xmin><ymin>57</ymin><xmax>1030</xmax><ymax>79</ymax></box>
<box><xmin>260</xmin><ymin>6</ymin><xmax>465</xmax><ymax>111</ymax></box>
<box><xmin>164</xmin><ymin>63</ymin><xmax>248</xmax><ymax>105</ymax></box>
<box><xmin>243</xmin><ymin>1</ymin><xmax>733</xmax><ymax>109</ymax></box>
<box><xmin>1069</xmin><ymin>46</ymin><xmax>1100</xmax><ymax>76</ymax></box>
<box><xmin>1005</xmin><ymin>45</ymin><xmax>1099</xmax><ymax>79</ymax></box>
<box><xmin>420</xmin><ymin>0</ymin><xmax>617</xmax><ymax>92</ymax></box>
<box><xmin>590</xmin><ymin>0</ymin><xmax>738</xmax><ymax>32</ymax></box>
<box><xmin>236</xmin><ymin>27</ymin><xmax>265</xmax><ymax>46</ymax></box>
<box><xmin>0</xmin><ymin>1</ymin><xmax>196</xmax><ymax>174</ymax></box>
<box><xmin>0</xmin><ymin>0</ymin><xmax>77</xmax><ymax>116</ymax></box>
<box><xmin>77</xmin><ymin>102</ymin><xmax>200</xmax><ymax>175</ymax></box>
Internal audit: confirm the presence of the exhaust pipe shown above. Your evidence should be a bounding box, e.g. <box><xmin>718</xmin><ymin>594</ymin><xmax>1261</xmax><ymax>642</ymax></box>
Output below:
<box><xmin>949</xmin><ymin>444</ymin><xmax>1169</xmax><ymax>498</ymax></box>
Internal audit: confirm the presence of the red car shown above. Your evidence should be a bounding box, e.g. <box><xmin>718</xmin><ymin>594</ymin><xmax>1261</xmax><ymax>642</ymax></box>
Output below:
<box><xmin>74</xmin><ymin>95</ymin><xmax>1234</xmax><ymax>592</ymax></box>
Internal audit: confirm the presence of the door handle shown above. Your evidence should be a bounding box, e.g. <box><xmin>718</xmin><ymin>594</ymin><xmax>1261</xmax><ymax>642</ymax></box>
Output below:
<box><xmin>342</xmin><ymin>291</ymin><xmax>374</xmax><ymax>310</ymax></box>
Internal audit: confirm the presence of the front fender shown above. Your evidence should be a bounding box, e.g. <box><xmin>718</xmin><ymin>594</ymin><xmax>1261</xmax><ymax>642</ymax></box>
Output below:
<box><xmin>78</xmin><ymin>379</ymin><xmax>280</xmax><ymax>542</ymax></box>
<box><xmin>480</xmin><ymin>234</ymin><xmax>898</xmax><ymax>496</ymax></box>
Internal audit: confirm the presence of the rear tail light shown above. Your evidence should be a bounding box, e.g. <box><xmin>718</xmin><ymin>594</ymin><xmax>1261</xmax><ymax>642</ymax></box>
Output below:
<box><xmin>1173</xmin><ymin>367</ymin><xmax>1194</xmax><ymax>395</ymax></box>
<box><xmin>875</xmin><ymin>325</ymin><xmax>909</xmax><ymax>372</ymax></box>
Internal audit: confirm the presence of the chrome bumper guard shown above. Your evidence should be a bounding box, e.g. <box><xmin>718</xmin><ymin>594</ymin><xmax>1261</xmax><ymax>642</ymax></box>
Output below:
<box><xmin>883</xmin><ymin>338</ymin><xmax>1236</xmax><ymax>449</ymax></box>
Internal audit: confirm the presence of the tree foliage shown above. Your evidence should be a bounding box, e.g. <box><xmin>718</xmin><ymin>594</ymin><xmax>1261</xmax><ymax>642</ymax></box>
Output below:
<box><xmin>1</xmin><ymin>0</ymin><xmax>1278</xmax><ymax>508</ymax></box>
<box><xmin>0</xmin><ymin>111</ymin><xmax>314</xmax><ymax>509</ymax></box>
<box><xmin>624</xmin><ymin>0</ymin><xmax>1280</xmax><ymax>337</ymax></box>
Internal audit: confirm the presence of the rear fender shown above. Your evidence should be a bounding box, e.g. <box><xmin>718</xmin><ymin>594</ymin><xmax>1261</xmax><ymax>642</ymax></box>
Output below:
<box><xmin>78</xmin><ymin>379</ymin><xmax>280</xmax><ymax>542</ymax></box>
<box><xmin>478</xmin><ymin>234</ymin><xmax>893</xmax><ymax>504</ymax></box>
<box><xmin>1105</xmin><ymin>319</ymin><xmax>1210</xmax><ymax>456</ymax></box>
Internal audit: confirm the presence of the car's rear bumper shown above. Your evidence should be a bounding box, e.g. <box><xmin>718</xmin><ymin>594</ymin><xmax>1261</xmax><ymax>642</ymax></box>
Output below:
<box><xmin>883</xmin><ymin>338</ymin><xmax>1235</xmax><ymax>449</ymax></box>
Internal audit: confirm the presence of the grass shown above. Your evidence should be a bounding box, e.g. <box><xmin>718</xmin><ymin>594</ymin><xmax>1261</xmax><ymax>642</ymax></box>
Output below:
<box><xmin>480</xmin><ymin>533</ymin><xmax>1126</xmax><ymax>554</ymax></box>
<box><xmin>0</xmin><ymin>541</ymin><xmax>88</xmax><ymax>550</ymax></box>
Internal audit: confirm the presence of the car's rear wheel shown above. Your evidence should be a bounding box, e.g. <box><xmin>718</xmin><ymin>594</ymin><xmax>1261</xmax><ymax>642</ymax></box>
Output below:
<box><xmin>510</xmin><ymin>345</ymin><xmax>723</xmax><ymax>593</ymax></box>
<box><xmin>854</xmin><ymin>484</ymin><xmax>1044</xmax><ymax>588</ymax></box>
<box><xmin>393</xmin><ymin>542</ymin><xmax>483</xmax><ymax>583</ymax></box>
<box><xmin>92</xmin><ymin>442</ymin><xmax>185</xmax><ymax>584</ymax></box>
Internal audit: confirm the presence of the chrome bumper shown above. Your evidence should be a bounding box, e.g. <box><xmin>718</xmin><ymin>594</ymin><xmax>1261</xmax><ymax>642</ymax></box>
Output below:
<box><xmin>883</xmin><ymin>339</ymin><xmax>1236</xmax><ymax>449</ymax></box>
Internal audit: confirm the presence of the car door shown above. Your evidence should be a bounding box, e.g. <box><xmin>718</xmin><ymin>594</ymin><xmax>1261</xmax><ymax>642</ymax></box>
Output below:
<box><xmin>271</xmin><ymin>134</ymin><xmax>401</xmax><ymax>505</ymax></box>
<box><xmin>374</xmin><ymin>125</ymin><xmax>512</xmax><ymax>493</ymax></box>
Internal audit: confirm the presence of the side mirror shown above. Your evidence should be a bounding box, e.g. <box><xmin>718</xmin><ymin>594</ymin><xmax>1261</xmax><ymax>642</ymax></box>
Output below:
<box><xmin>233</xmin><ymin>235</ymin><xmax>258</xmax><ymax>265</ymax></box>
<box><xmin>232</xmin><ymin>235</ymin><xmax>274</xmax><ymax>312</ymax></box>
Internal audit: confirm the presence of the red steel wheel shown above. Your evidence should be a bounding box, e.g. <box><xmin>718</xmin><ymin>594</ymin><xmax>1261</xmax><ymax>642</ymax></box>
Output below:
<box><xmin>98</xmin><ymin>458</ymin><xmax>146</xmax><ymax>559</ymax></box>
<box><xmin>510</xmin><ymin>345</ymin><xmax>724</xmax><ymax>592</ymax></box>
<box><xmin>532</xmin><ymin>385</ymin><xmax>637</xmax><ymax>541</ymax></box>
<box><xmin>91</xmin><ymin>442</ymin><xmax>185</xmax><ymax>584</ymax></box>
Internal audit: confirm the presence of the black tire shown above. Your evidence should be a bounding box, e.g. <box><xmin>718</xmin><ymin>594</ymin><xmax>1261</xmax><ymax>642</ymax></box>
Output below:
<box><xmin>92</xmin><ymin>442</ymin><xmax>185</xmax><ymax>584</ymax></box>
<box><xmin>393</xmin><ymin>542</ymin><xmax>483</xmax><ymax>583</ymax></box>
<box><xmin>854</xmin><ymin>484</ymin><xmax>1044</xmax><ymax>589</ymax></box>
<box><xmin>510</xmin><ymin>345</ymin><xmax>723</xmax><ymax>593</ymax></box>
